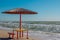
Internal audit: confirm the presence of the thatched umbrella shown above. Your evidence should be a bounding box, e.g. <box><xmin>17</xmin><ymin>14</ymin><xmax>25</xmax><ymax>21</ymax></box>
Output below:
<box><xmin>2</xmin><ymin>8</ymin><xmax>38</xmax><ymax>39</ymax></box>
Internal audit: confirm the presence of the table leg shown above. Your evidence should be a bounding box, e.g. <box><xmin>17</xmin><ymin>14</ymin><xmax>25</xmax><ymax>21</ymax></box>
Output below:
<box><xmin>22</xmin><ymin>31</ymin><xmax>23</xmax><ymax>37</ymax></box>
<box><xmin>17</xmin><ymin>31</ymin><xmax>18</xmax><ymax>39</ymax></box>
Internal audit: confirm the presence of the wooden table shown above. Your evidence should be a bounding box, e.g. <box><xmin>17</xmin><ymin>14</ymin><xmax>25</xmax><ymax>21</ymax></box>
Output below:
<box><xmin>14</xmin><ymin>29</ymin><xmax>25</xmax><ymax>39</ymax></box>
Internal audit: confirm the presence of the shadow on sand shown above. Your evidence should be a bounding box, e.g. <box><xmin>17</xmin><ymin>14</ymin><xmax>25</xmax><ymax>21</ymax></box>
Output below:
<box><xmin>0</xmin><ymin>37</ymin><xmax>13</xmax><ymax>40</ymax></box>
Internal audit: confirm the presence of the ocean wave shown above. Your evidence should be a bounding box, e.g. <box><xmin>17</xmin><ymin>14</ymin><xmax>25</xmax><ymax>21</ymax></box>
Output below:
<box><xmin>0</xmin><ymin>26</ymin><xmax>13</xmax><ymax>31</ymax></box>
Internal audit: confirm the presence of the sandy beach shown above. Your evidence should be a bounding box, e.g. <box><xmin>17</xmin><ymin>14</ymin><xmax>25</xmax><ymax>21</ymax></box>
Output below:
<box><xmin>0</xmin><ymin>30</ymin><xmax>9</xmax><ymax>38</ymax></box>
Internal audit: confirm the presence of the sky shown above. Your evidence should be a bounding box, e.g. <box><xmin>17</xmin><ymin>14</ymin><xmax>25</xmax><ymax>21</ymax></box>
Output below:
<box><xmin>0</xmin><ymin>0</ymin><xmax>60</xmax><ymax>21</ymax></box>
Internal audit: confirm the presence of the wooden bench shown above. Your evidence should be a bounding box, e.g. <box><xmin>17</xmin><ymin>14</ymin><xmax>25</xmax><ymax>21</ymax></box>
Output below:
<box><xmin>8</xmin><ymin>32</ymin><xmax>15</xmax><ymax>39</ymax></box>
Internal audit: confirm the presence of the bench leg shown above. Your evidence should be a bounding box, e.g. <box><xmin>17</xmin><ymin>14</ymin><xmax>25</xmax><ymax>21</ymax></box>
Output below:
<box><xmin>9</xmin><ymin>34</ymin><xmax>10</xmax><ymax>38</ymax></box>
<box><xmin>12</xmin><ymin>34</ymin><xmax>14</xmax><ymax>39</ymax></box>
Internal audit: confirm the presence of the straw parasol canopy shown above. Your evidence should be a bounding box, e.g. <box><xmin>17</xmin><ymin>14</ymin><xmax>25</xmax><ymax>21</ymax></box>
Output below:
<box><xmin>2</xmin><ymin>8</ymin><xmax>37</xmax><ymax>14</ymax></box>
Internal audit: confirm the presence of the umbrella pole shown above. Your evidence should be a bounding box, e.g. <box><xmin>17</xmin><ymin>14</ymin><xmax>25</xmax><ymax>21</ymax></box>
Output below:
<box><xmin>26</xmin><ymin>25</ymin><xmax>29</xmax><ymax>39</ymax></box>
<box><xmin>20</xmin><ymin>14</ymin><xmax>22</xmax><ymax>38</ymax></box>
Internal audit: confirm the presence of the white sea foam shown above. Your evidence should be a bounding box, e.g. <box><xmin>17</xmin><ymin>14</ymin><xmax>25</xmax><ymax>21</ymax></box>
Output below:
<box><xmin>0</xmin><ymin>26</ymin><xmax>13</xmax><ymax>31</ymax></box>
<box><xmin>24</xmin><ymin>31</ymin><xmax>60</xmax><ymax>40</ymax></box>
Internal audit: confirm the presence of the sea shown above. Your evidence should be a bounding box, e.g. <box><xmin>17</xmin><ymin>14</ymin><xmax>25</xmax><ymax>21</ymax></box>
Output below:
<box><xmin>0</xmin><ymin>21</ymin><xmax>60</xmax><ymax>40</ymax></box>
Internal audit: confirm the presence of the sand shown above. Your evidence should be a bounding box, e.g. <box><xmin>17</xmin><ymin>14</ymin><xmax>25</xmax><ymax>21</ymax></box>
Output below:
<box><xmin>0</xmin><ymin>30</ymin><xmax>9</xmax><ymax>38</ymax></box>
